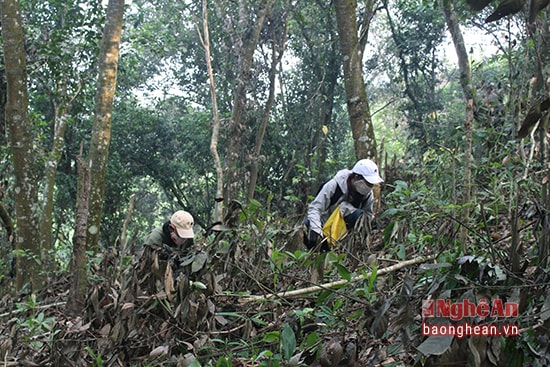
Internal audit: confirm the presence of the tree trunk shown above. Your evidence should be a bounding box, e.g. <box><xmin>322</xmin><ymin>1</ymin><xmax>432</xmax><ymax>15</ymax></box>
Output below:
<box><xmin>0</xmin><ymin>67</ymin><xmax>6</xmax><ymax>146</ymax></box>
<box><xmin>67</xmin><ymin>151</ymin><xmax>90</xmax><ymax>316</ymax></box>
<box><xmin>87</xmin><ymin>0</ymin><xmax>125</xmax><ymax>250</ymax></box>
<box><xmin>382</xmin><ymin>0</ymin><xmax>429</xmax><ymax>153</ymax></box>
<box><xmin>440</xmin><ymin>0</ymin><xmax>475</xmax><ymax>251</ymax></box>
<box><xmin>0</xmin><ymin>202</ymin><xmax>13</xmax><ymax>238</ymax></box>
<box><xmin>0</xmin><ymin>201</ymin><xmax>14</xmax><ymax>288</ymax></box>
<box><xmin>40</xmin><ymin>97</ymin><xmax>77</xmax><ymax>268</ymax></box>
<box><xmin>1</xmin><ymin>0</ymin><xmax>42</xmax><ymax>290</ymax></box>
<box><xmin>333</xmin><ymin>0</ymin><xmax>378</xmax><ymax>160</ymax></box>
<box><xmin>248</xmin><ymin>18</ymin><xmax>288</xmax><ymax>201</ymax></box>
<box><xmin>528</xmin><ymin>5</ymin><xmax>550</xmax><ymax>267</ymax></box>
<box><xmin>315</xmin><ymin>37</ymin><xmax>339</xmax><ymax>189</ymax></box>
<box><xmin>221</xmin><ymin>0</ymin><xmax>276</xmax><ymax>206</ymax></box>
<box><xmin>197</xmin><ymin>0</ymin><xmax>224</xmax><ymax>224</ymax></box>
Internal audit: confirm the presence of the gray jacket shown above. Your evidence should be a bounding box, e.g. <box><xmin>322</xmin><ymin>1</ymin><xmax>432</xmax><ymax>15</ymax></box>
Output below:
<box><xmin>307</xmin><ymin>169</ymin><xmax>374</xmax><ymax>235</ymax></box>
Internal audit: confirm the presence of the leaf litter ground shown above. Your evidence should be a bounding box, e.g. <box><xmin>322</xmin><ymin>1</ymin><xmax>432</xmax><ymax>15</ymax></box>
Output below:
<box><xmin>1</xmin><ymin>221</ymin><xmax>549</xmax><ymax>366</ymax></box>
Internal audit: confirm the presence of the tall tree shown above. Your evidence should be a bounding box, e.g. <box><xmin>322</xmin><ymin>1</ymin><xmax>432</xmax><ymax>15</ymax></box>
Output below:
<box><xmin>334</xmin><ymin>0</ymin><xmax>378</xmax><ymax>160</ymax></box>
<box><xmin>381</xmin><ymin>0</ymin><xmax>446</xmax><ymax>155</ymax></box>
<box><xmin>1</xmin><ymin>0</ymin><xmax>42</xmax><ymax>290</ymax></box>
<box><xmin>67</xmin><ymin>149</ymin><xmax>90</xmax><ymax>316</ymax></box>
<box><xmin>86</xmin><ymin>0</ymin><xmax>125</xmax><ymax>250</ymax></box>
<box><xmin>213</xmin><ymin>0</ymin><xmax>277</xmax><ymax>207</ymax></box>
<box><xmin>440</xmin><ymin>0</ymin><xmax>475</xmax><ymax>250</ymax></box>
<box><xmin>197</xmin><ymin>0</ymin><xmax>224</xmax><ymax>224</ymax></box>
<box><xmin>0</xmin><ymin>66</ymin><xmax>6</xmax><ymax>147</ymax></box>
<box><xmin>25</xmin><ymin>0</ymin><xmax>101</xmax><ymax>270</ymax></box>
<box><xmin>39</xmin><ymin>94</ymin><xmax>76</xmax><ymax>267</ymax></box>
<box><xmin>248</xmin><ymin>4</ymin><xmax>289</xmax><ymax>201</ymax></box>
<box><xmin>288</xmin><ymin>0</ymin><xmax>342</xmax><ymax>190</ymax></box>
<box><xmin>525</xmin><ymin>0</ymin><xmax>550</xmax><ymax>267</ymax></box>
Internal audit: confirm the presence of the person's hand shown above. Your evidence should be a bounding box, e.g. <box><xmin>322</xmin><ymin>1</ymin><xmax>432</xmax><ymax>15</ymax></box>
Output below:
<box><xmin>306</xmin><ymin>230</ymin><xmax>320</xmax><ymax>249</ymax></box>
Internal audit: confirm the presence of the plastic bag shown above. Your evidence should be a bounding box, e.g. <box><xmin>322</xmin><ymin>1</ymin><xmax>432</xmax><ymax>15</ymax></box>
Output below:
<box><xmin>322</xmin><ymin>205</ymin><xmax>347</xmax><ymax>246</ymax></box>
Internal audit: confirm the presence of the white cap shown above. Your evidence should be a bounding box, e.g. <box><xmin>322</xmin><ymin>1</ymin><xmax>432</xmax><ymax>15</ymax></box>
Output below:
<box><xmin>170</xmin><ymin>210</ymin><xmax>195</xmax><ymax>238</ymax></box>
<box><xmin>352</xmin><ymin>159</ymin><xmax>383</xmax><ymax>184</ymax></box>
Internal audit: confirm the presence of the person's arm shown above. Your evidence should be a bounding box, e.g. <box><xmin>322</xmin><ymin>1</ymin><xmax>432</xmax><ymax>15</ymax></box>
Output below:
<box><xmin>340</xmin><ymin>192</ymin><xmax>374</xmax><ymax>221</ymax></box>
<box><xmin>143</xmin><ymin>226</ymin><xmax>164</xmax><ymax>247</ymax></box>
<box><xmin>308</xmin><ymin>179</ymin><xmax>339</xmax><ymax>234</ymax></box>
<box><xmin>358</xmin><ymin>192</ymin><xmax>375</xmax><ymax>222</ymax></box>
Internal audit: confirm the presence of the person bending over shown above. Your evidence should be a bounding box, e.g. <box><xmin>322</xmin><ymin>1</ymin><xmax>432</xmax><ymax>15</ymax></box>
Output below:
<box><xmin>304</xmin><ymin>159</ymin><xmax>383</xmax><ymax>251</ymax></box>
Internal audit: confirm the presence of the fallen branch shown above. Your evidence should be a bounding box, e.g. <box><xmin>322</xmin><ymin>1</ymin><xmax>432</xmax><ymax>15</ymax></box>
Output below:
<box><xmin>244</xmin><ymin>254</ymin><xmax>436</xmax><ymax>302</ymax></box>
<box><xmin>0</xmin><ymin>301</ymin><xmax>67</xmax><ymax>318</ymax></box>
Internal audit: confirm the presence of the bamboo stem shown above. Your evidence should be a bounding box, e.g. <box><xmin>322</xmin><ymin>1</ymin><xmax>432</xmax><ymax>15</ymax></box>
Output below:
<box><xmin>244</xmin><ymin>254</ymin><xmax>436</xmax><ymax>302</ymax></box>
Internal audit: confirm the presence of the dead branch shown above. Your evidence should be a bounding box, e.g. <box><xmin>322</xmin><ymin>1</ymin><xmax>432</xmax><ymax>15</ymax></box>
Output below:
<box><xmin>243</xmin><ymin>254</ymin><xmax>436</xmax><ymax>302</ymax></box>
<box><xmin>0</xmin><ymin>301</ymin><xmax>67</xmax><ymax>318</ymax></box>
<box><xmin>196</xmin><ymin>0</ymin><xmax>224</xmax><ymax>223</ymax></box>
<box><xmin>120</xmin><ymin>193</ymin><xmax>135</xmax><ymax>256</ymax></box>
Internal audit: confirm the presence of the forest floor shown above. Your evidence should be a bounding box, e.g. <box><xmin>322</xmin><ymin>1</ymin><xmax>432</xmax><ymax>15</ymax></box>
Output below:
<box><xmin>1</xmin><ymin>221</ymin><xmax>549</xmax><ymax>367</ymax></box>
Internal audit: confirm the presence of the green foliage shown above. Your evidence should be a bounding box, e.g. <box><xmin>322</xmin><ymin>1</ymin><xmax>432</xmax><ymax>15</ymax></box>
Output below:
<box><xmin>382</xmin><ymin>179</ymin><xmax>459</xmax><ymax>260</ymax></box>
<box><xmin>357</xmin><ymin>266</ymin><xmax>378</xmax><ymax>303</ymax></box>
<box><xmin>86</xmin><ymin>347</ymin><xmax>104</xmax><ymax>367</ymax></box>
<box><xmin>280</xmin><ymin>322</ymin><xmax>296</xmax><ymax>361</ymax></box>
<box><xmin>369</xmin><ymin>0</ymin><xmax>451</xmax><ymax>156</ymax></box>
<box><xmin>2</xmin><ymin>0</ymin><xmax>549</xmax><ymax>364</ymax></box>
<box><xmin>413</xmin><ymin>252</ymin><xmax>548</xmax><ymax>363</ymax></box>
<box><xmin>373</xmin><ymin>135</ymin><xmax>549</xmax><ymax>362</ymax></box>
<box><xmin>11</xmin><ymin>295</ymin><xmax>59</xmax><ymax>351</ymax></box>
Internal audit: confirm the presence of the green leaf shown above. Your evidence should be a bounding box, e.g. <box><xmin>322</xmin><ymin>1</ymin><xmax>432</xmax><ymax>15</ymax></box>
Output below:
<box><xmin>349</xmin><ymin>308</ymin><xmax>364</xmax><ymax>320</ymax></box>
<box><xmin>304</xmin><ymin>331</ymin><xmax>320</xmax><ymax>348</ymax></box>
<box><xmin>251</xmin><ymin>316</ymin><xmax>268</xmax><ymax>326</ymax></box>
<box><xmin>191</xmin><ymin>252</ymin><xmax>208</xmax><ymax>273</ymax></box>
<box><xmin>541</xmin><ymin>294</ymin><xmax>550</xmax><ymax>321</ymax></box>
<box><xmin>35</xmin><ymin>312</ymin><xmax>44</xmax><ymax>323</ymax></box>
<box><xmin>397</xmin><ymin>244</ymin><xmax>406</xmax><ymax>260</ymax></box>
<box><xmin>368</xmin><ymin>266</ymin><xmax>378</xmax><ymax>293</ymax></box>
<box><xmin>281</xmin><ymin>323</ymin><xmax>296</xmax><ymax>361</ymax></box>
<box><xmin>215</xmin><ymin>356</ymin><xmax>231</xmax><ymax>367</ymax></box>
<box><xmin>262</xmin><ymin>331</ymin><xmax>280</xmax><ymax>343</ymax></box>
<box><xmin>254</xmin><ymin>350</ymin><xmax>273</xmax><ymax>362</ymax></box>
<box><xmin>248</xmin><ymin>198</ymin><xmax>262</xmax><ymax>212</ymax></box>
<box><xmin>416</xmin><ymin>336</ymin><xmax>453</xmax><ymax>356</ymax></box>
<box><xmin>337</xmin><ymin>263</ymin><xmax>351</xmax><ymax>281</ymax></box>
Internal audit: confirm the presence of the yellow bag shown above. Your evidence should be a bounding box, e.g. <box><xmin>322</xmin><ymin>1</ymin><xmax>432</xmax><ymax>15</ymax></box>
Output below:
<box><xmin>322</xmin><ymin>205</ymin><xmax>348</xmax><ymax>246</ymax></box>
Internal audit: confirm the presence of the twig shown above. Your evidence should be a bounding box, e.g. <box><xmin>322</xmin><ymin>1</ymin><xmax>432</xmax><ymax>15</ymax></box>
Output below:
<box><xmin>243</xmin><ymin>254</ymin><xmax>436</xmax><ymax>302</ymax></box>
<box><xmin>120</xmin><ymin>193</ymin><xmax>135</xmax><ymax>256</ymax></box>
<box><xmin>518</xmin><ymin>318</ymin><xmax>544</xmax><ymax>334</ymax></box>
<box><xmin>0</xmin><ymin>301</ymin><xmax>67</xmax><ymax>318</ymax></box>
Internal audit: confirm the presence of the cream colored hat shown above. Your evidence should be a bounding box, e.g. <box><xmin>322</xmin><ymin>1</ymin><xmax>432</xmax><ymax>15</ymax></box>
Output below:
<box><xmin>170</xmin><ymin>210</ymin><xmax>195</xmax><ymax>238</ymax></box>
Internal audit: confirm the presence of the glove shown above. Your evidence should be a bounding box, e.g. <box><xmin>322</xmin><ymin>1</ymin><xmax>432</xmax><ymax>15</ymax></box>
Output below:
<box><xmin>306</xmin><ymin>230</ymin><xmax>320</xmax><ymax>250</ymax></box>
<box><xmin>169</xmin><ymin>256</ymin><xmax>181</xmax><ymax>270</ymax></box>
